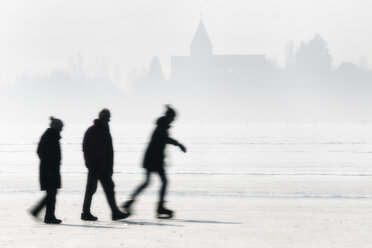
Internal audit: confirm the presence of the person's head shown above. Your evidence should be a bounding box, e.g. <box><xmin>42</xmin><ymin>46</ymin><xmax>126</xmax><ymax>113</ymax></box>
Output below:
<box><xmin>164</xmin><ymin>105</ymin><xmax>176</xmax><ymax>123</ymax></box>
<box><xmin>50</xmin><ymin>116</ymin><xmax>63</xmax><ymax>132</ymax></box>
<box><xmin>99</xmin><ymin>108</ymin><xmax>111</xmax><ymax>125</ymax></box>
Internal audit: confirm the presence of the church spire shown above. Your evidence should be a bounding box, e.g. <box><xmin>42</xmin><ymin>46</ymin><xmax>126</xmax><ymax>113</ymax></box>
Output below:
<box><xmin>148</xmin><ymin>56</ymin><xmax>165</xmax><ymax>82</ymax></box>
<box><xmin>190</xmin><ymin>20</ymin><xmax>213</xmax><ymax>57</ymax></box>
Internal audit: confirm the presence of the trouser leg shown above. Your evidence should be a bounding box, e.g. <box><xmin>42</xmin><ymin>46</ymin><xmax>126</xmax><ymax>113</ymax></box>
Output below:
<box><xmin>82</xmin><ymin>172</ymin><xmax>98</xmax><ymax>213</ymax></box>
<box><xmin>100</xmin><ymin>175</ymin><xmax>120</xmax><ymax>213</ymax></box>
<box><xmin>45</xmin><ymin>188</ymin><xmax>57</xmax><ymax>218</ymax></box>
<box><xmin>130</xmin><ymin>172</ymin><xmax>151</xmax><ymax>200</ymax></box>
<box><xmin>158</xmin><ymin>170</ymin><xmax>168</xmax><ymax>203</ymax></box>
<box><xmin>32</xmin><ymin>194</ymin><xmax>47</xmax><ymax>216</ymax></box>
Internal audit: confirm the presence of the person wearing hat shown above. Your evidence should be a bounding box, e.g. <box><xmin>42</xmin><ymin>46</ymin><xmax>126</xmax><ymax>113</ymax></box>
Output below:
<box><xmin>122</xmin><ymin>105</ymin><xmax>187</xmax><ymax>219</ymax></box>
<box><xmin>81</xmin><ymin>109</ymin><xmax>128</xmax><ymax>221</ymax></box>
<box><xmin>30</xmin><ymin>117</ymin><xmax>64</xmax><ymax>224</ymax></box>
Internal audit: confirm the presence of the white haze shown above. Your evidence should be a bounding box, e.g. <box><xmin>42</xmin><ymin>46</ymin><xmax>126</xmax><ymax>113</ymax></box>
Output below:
<box><xmin>0</xmin><ymin>0</ymin><xmax>371</xmax><ymax>82</ymax></box>
<box><xmin>0</xmin><ymin>0</ymin><xmax>372</xmax><ymax>123</ymax></box>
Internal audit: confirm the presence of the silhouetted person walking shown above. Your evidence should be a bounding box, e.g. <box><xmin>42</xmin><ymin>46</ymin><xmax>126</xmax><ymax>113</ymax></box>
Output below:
<box><xmin>30</xmin><ymin>117</ymin><xmax>64</xmax><ymax>224</ymax></box>
<box><xmin>122</xmin><ymin>105</ymin><xmax>186</xmax><ymax>219</ymax></box>
<box><xmin>81</xmin><ymin>109</ymin><xmax>128</xmax><ymax>221</ymax></box>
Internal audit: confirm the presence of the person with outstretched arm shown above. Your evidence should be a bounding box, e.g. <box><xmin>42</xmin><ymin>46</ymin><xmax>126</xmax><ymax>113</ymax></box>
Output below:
<box><xmin>122</xmin><ymin>105</ymin><xmax>186</xmax><ymax>219</ymax></box>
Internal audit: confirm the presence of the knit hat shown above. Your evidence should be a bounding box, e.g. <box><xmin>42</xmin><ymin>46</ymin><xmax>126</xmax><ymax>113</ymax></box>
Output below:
<box><xmin>165</xmin><ymin>105</ymin><xmax>176</xmax><ymax>118</ymax></box>
<box><xmin>50</xmin><ymin>116</ymin><xmax>63</xmax><ymax>130</ymax></box>
<box><xmin>99</xmin><ymin>108</ymin><xmax>111</xmax><ymax>120</ymax></box>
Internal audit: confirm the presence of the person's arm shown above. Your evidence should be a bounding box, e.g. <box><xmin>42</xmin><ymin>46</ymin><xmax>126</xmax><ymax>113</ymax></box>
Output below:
<box><xmin>166</xmin><ymin>137</ymin><xmax>179</xmax><ymax>146</ymax></box>
<box><xmin>83</xmin><ymin>128</ymin><xmax>97</xmax><ymax>170</ymax></box>
<box><xmin>167</xmin><ymin>137</ymin><xmax>187</xmax><ymax>153</ymax></box>
<box><xmin>37</xmin><ymin>136</ymin><xmax>46</xmax><ymax>160</ymax></box>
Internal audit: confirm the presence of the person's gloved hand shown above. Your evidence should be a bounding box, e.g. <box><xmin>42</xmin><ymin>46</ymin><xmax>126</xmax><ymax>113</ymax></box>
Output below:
<box><xmin>178</xmin><ymin>143</ymin><xmax>187</xmax><ymax>153</ymax></box>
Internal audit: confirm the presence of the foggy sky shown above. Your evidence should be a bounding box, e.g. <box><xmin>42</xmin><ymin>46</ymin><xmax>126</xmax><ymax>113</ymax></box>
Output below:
<box><xmin>0</xmin><ymin>0</ymin><xmax>371</xmax><ymax>85</ymax></box>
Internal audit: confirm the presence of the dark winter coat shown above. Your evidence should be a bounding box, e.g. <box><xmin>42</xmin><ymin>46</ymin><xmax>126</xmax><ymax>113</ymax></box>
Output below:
<box><xmin>83</xmin><ymin>119</ymin><xmax>114</xmax><ymax>176</ymax></box>
<box><xmin>143</xmin><ymin>116</ymin><xmax>179</xmax><ymax>172</ymax></box>
<box><xmin>37</xmin><ymin>128</ymin><xmax>62</xmax><ymax>191</ymax></box>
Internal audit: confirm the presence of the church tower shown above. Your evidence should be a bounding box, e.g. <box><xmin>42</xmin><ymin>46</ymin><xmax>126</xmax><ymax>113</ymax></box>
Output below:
<box><xmin>190</xmin><ymin>20</ymin><xmax>213</xmax><ymax>57</ymax></box>
<box><xmin>148</xmin><ymin>56</ymin><xmax>165</xmax><ymax>82</ymax></box>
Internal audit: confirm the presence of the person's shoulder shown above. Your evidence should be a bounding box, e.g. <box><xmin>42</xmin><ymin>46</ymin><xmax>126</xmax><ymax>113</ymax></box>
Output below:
<box><xmin>41</xmin><ymin>128</ymin><xmax>54</xmax><ymax>138</ymax></box>
<box><xmin>40</xmin><ymin>128</ymin><xmax>60</xmax><ymax>143</ymax></box>
<box><xmin>156</xmin><ymin>116</ymin><xmax>167</xmax><ymax>126</ymax></box>
<box><xmin>85</xmin><ymin>125</ymin><xmax>96</xmax><ymax>134</ymax></box>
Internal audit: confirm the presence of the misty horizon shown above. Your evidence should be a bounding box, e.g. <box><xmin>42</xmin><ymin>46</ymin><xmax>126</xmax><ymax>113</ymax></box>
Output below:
<box><xmin>1</xmin><ymin>1</ymin><xmax>372</xmax><ymax>123</ymax></box>
<box><xmin>1</xmin><ymin>0</ymin><xmax>372</xmax><ymax>84</ymax></box>
<box><xmin>1</xmin><ymin>21</ymin><xmax>371</xmax><ymax>88</ymax></box>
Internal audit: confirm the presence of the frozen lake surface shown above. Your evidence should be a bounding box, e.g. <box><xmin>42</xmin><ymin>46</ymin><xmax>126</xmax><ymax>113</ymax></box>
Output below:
<box><xmin>0</xmin><ymin>123</ymin><xmax>371</xmax><ymax>247</ymax></box>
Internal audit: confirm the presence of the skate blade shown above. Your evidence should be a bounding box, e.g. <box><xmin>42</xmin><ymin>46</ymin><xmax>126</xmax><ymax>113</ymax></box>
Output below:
<box><xmin>157</xmin><ymin>214</ymin><xmax>173</xmax><ymax>219</ymax></box>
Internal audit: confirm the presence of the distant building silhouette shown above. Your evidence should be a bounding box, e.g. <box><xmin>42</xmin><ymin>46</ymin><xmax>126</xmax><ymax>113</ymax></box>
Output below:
<box><xmin>148</xmin><ymin>56</ymin><xmax>165</xmax><ymax>82</ymax></box>
<box><xmin>169</xmin><ymin>20</ymin><xmax>275</xmax><ymax>83</ymax></box>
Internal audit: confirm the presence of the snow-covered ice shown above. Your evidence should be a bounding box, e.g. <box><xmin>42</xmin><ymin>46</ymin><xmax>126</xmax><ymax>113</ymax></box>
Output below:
<box><xmin>0</xmin><ymin>123</ymin><xmax>371</xmax><ymax>247</ymax></box>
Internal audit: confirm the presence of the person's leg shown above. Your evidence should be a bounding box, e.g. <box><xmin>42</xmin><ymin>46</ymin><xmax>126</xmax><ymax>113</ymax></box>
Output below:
<box><xmin>121</xmin><ymin>172</ymin><xmax>151</xmax><ymax>215</ymax></box>
<box><xmin>82</xmin><ymin>172</ymin><xmax>98</xmax><ymax>214</ymax></box>
<box><xmin>100</xmin><ymin>174</ymin><xmax>120</xmax><ymax>213</ymax></box>
<box><xmin>130</xmin><ymin>171</ymin><xmax>151</xmax><ymax>200</ymax></box>
<box><xmin>31</xmin><ymin>194</ymin><xmax>47</xmax><ymax>217</ymax></box>
<box><xmin>158</xmin><ymin>170</ymin><xmax>168</xmax><ymax>203</ymax></box>
<box><xmin>45</xmin><ymin>188</ymin><xmax>57</xmax><ymax>219</ymax></box>
<box><xmin>156</xmin><ymin>170</ymin><xmax>173</xmax><ymax>218</ymax></box>
<box><xmin>44</xmin><ymin>188</ymin><xmax>61</xmax><ymax>224</ymax></box>
<box><xmin>100</xmin><ymin>174</ymin><xmax>129</xmax><ymax>220</ymax></box>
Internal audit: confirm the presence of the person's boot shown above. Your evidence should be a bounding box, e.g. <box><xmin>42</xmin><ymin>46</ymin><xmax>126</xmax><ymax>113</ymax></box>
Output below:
<box><xmin>112</xmin><ymin>210</ymin><xmax>129</xmax><ymax>220</ymax></box>
<box><xmin>29</xmin><ymin>200</ymin><xmax>46</xmax><ymax>220</ymax></box>
<box><xmin>44</xmin><ymin>216</ymin><xmax>62</xmax><ymax>224</ymax></box>
<box><xmin>121</xmin><ymin>199</ymin><xmax>134</xmax><ymax>216</ymax></box>
<box><xmin>81</xmin><ymin>212</ymin><xmax>98</xmax><ymax>221</ymax></box>
<box><xmin>29</xmin><ymin>208</ymin><xmax>40</xmax><ymax>220</ymax></box>
<box><xmin>157</xmin><ymin>201</ymin><xmax>174</xmax><ymax>219</ymax></box>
